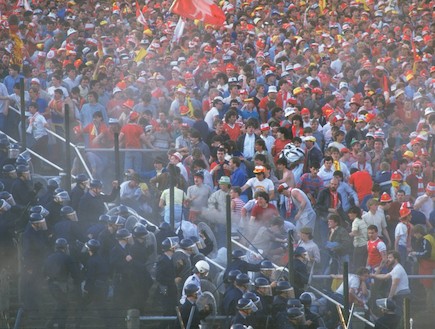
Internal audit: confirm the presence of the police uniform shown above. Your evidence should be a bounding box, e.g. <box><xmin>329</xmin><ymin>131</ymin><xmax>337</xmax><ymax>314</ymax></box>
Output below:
<box><xmin>78</xmin><ymin>188</ymin><xmax>119</xmax><ymax>226</ymax></box>
<box><xmin>43</xmin><ymin>248</ymin><xmax>81</xmax><ymax>329</ymax></box>
<box><xmin>223</xmin><ymin>258</ymin><xmax>261</xmax><ymax>283</ymax></box>
<box><xmin>172</xmin><ymin>248</ymin><xmax>192</xmax><ymax>285</ymax></box>
<box><xmin>294</xmin><ymin>257</ymin><xmax>309</xmax><ymax>298</ymax></box>
<box><xmin>97</xmin><ymin>227</ymin><xmax>117</xmax><ymax>259</ymax></box>
<box><xmin>10</xmin><ymin>177</ymin><xmax>37</xmax><ymax>207</ymax></box>
<box><xmin>109</xmin><ymin>242</ymin><xmax>135</xmax><ymax>309</ymax></box>
<box><xmin>70</xmin><ymin>184</ymin><xmax>85</xmax><ymax>211</ymax></box>
<box><xmin>155</xmin><ymin>252</ymin><xmax>178</xmax><ymax>317</ymax></box>
<box><xmin>175</xmin><ymin>299</ymin><xmax>204</xmax><ymax>329</ymax></box>
<box><xmin>222</xmin><ymin>285</ymin><xmax>244</xmax><ymax>316</ymax></box>
<box><xmin>54</xmin><ymin>217</ymin><xmax>84</xmax><ymax>244</ymax></box>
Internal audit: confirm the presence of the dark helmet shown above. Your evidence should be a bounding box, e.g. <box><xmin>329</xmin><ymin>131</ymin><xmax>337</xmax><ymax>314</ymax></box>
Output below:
<box><xmin>180</xmin><ymin>238</ymin><xmax>195</xmax><ymax>249</ymax></box>
<box><xmin>294</xmin><ymin>246</ymin><xmax>307</xmax><ymax>256</ymax></box>
<box><xmin>299</xmin><ymin>292</ymin><xmax>313</xmax><ymax>306</ymax></box>
<box><xmin>55</xmin><ymin>238</ymin><xmax>68</xmax><ymax>250</ymax></box>
<box><xmin>30</xmin><ymin>212</ymin><xmax>45</xmax><ymax>222</ymax></box>
<box><xmin>60</xmin><ymin>206</ymin><xmax>75</xmax><ymax>215</ymax></box>
<box><xmin>260</xmin><ymin>260</ymin><xmax>275</xmax><ymax>270</ymax></box>
<box><xmin>287</xmin><ymin>307</ymin><xmax>303</xmax><ymax>319</ymax></box>
<box><xmin>2</xmin><ymin>164</ymin><xmax>16</xmax><ymax>173</ymax></box>
<box><xmin>99</xmin><ymin>214</ymin><xmax>110</xmax><ymax>223</ymax></box>
<box><xmin>232</xmin><ymin>249</ymin><xmax>245</xmax><ymax>259</ymax></box>
<box><xmin>16</xmin><ymin>164</ymin><xmax>30</xmax><ymax>175</ymax></box>
<box><xmin>15</xmin><ymin>155</ymin><xmax>28</xmax><ymax>166</ymax></box>
<box><xmin>107</xmin><ymin>215</ymin><xmax>118</xmax><ymax>225</ymax></box>
<box><xmin>159</xmin><ymin>222</ymin><xmax>171</xmax><ymax>231</ymax></box>
<box><xmin>236</xmin><ymin>298</ymin><xmax>257</xmax><ymax>311</ymax></box>
<box><xmin>115</xmin><ymin>228</ymin><xmax>131</xmax><ymax>240</ymax></box>
<box><xmin>89</xmin><ymin>179</ymin><xmax>103</xmax><ymax>189</ymax></box>
<box><xmin>161</xmin><ymin>237</ymin><xmax>178</xmax><ymax>251</ymax></box>
<box><xmin>85</xmin><ymin>239</ymin><xmax>100</xmax><ymax>252</ymax></box>
<box><xmin>30</xmin><ymin>205</ymin><xmax>50</xmax><ymax>217</ymax></box>
<box><xmin>287</xmin><ymin>299</ymin><xmax>302</xmax><ymax>309</ymax></box>
<box><xmin>0</xmin><ymin>191</ymin><xmax>11</xmax><ymax>199</ymax></box>
<box><xmin>132</xmin><ymin>224</ymin><xmax>148</xmax><ymax>237</ymax></box>
<box><xmin>276</xmin><ymin>281</ymin><xmax>292</xmax><ymax>292</ymax></box>
<box><xmin>47</xmin><ymin>178</ymin><xmax>59</xmax><ymax>189</ymax></box>
<box><xmin>184</xmin><ymin>283</ymin><xmax>199</xmax><ymax>296</ymax></box>
<box><xmin>75</xmin><ymin>174</ymin><xmax>88</xmax><ymax>183</ymax></box>
<box><xmin>54</xmin><ymin>187</ymin><xmax>64</xmax><ymax>194</ymax></box>
<box><xmin>227</xmin><ymin>269</ymin><xmax>241</xmax><ymax>283</ymax></box>
<box><xmin>114</xmin><ymin>216</ymin><xmax>126</xmax><ymax>226</ymax></box>
<box><xmin>235</xmin><ymin>273</ymin><xmax>250</xmax><ymax>285</ymax></box>
<box><xmin>118</xmin><ymin>204</ymin><xmax>129</xmax><ymax>215</ymax></box>
<box><xmin>254</xmin><ymin>277</ymin><xmax>270</xmax><ymax>287</ymax></box>
<box><xmin>0</xmin><ymin>137</ymin><xmax>9</xmax><ymax>147</ymax></box>
<box><xmin>243</xmin><ymin>292</ymin><xmax>260</xmax><ymax>303</ymax></box>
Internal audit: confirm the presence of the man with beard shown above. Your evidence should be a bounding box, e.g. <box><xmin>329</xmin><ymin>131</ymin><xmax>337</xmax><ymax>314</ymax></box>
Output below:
<box><xmin>370</xmin><ymin>250</ymin><xmax>410</xmax><ymax>315</ymax></box>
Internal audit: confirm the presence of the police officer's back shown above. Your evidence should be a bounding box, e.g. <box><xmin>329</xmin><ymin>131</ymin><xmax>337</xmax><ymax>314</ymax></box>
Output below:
<box><xmin>175</xmin><ymin>284</ymin><xmax>210</xmax><ymax>329</ymax></box>
<box><xmin>54</xmin><ymin>206</ymin><xmax>84</xmax><ymax>243</ymax></box>
<box><xmin>11</xmin><ymin>165</ymin><xmax>40</xmax><ymax>207</ymax></box>
<box><xmin>223</xmin><ymin>273</ymin><xmax>250</xmax><ymax>316</ymax></box>
<box><xmin>223</xmin><ymin>250</ymin><xmax>261</xmax><ymax>283</ymax></box>
<box><xmin>70</xmin><ymin>174</ymin><xmax>88</xmax><ymax>211</ymax></box>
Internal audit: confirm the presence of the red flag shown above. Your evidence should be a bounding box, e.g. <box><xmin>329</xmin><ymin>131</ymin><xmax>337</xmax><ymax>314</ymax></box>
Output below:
<box><xmin>136</xmin><ymin>1</ymin><xmax>148</xmax><ymax>27</ymax></box>
<box><xmin>170</xmin><ymin>0</ymin><xmax>226</xmax><ymax>26</ymax></box>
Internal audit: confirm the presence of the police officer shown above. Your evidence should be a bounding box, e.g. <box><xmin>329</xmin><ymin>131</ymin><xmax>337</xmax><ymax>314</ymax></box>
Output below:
<box><xmin>78</xmin><ymin>239</ymin><xmax>111</xmax><ymax>328</ymax></box>
<box><xmin>0</xmin><ymin>199</ymin><xmax>15</xmax><ymax>270</ymax></box>
<box><xmin>155</xmin><ymin>222</ymin><xmax>177</xmax><ymax>254</ymax></box>
<box><xmin>86</xmin><ymin>213</ymin><xmax>108</xmax><ymax>240</ymax></box>
<box><xmin>293</xmin><ymin>246</ymin><xmax>309</xmax><ymax>298</ymax></box>
<box><xmin>43</xmin><ymin>238</ymin><xmax>81</xmax><ymax>329</ymax></box>
<box><xmin>54</xmin><ymin>206</ymin><xmax>84</xmax><ymax>244</ymax></box>
<box><xmin>223</xmin><ymin>273</ymin><xmax>251</xmax><ymax>316</ymax></box>
<box><xmin>374</xmin><ymin>298</ymin><xmax>400</xmax><ymax>329</ymax></box>
<box><xmin>155</xmin><ymin>237</ymin><xmax>179</xmax><ymax>327</ymax></box>
<box><xmin>10</xmin><ymin>165</ymin><xmax>42</xmax><ymax>208</ymax></box>
<box><xmin>21</xmin><ymin>212</ymin><xmax>50</xmax><ymax>313</ymax></box>
<box><xmin>180</xmin><ymin>260</ymin><xmax>210</xmax><ymax>304</ymax></box>
<box><xmin>272</xmin><ymin>281</ymin><xmax>294</xmax><ymax>317</ymax></box>
<box><xmin>78</xmin><ymin>179</ymin><xmax>119</xmax><ymax>226</ymax></box>
<box><xmin>109</xmin><ymin>228</ymin><xmax>135</xmax><ymax>309</ymax></box>
<box><xmin>45</xmin><ymin>189</ymin><xmax>70</xmax><ymax>227</ymax></box>
<box><xmin>70</xmin><ymin>174</ymin><xmax>88</xmax><ymax>211</ymax></box>
<box><xmin>97</xmin><ymin>215</ymin><xmax>125</xmax><ymax>258</ymax></box>
<box><xmin>257</xmin><ymin>260</ymin><xmax>276</xmax><ymax>282</ymax></box>
<box><xmin>254</xmin><ymin>277</ymin><xmax>273</xmax><ymax>327</ymax></box>
<box><xmin>276</xmin><ymin>307</ymin><xmax>305</xmax><ymax>329</ymax></box>
<box><xmin>39</xmin><ymin>178</ymin><xmax>59</xmax><ymax>207</ymax></box>
<box><xmin>175</xmin><ymin>284</ymin><xmax>210</xmax><ymax>329</ymax></box>
<box><xmin>231</xmin><ymin>298</ymin><xmax>258</xmax><ymax>326</ymax></box>
<box><xmin>299</xmin><ymin>292</ymin><xmax>323</xmax><ymax>329</ymax></box>
<box><xmin>173</xmin><ymin>238</ymin><xmax>195</xmax><ymax>291</ymax></box>
<box><xmin>1</xmin><ymin>164</ymin><xmax>17</xmax><ymax>192</ymax></box>
<box><xmin>129</xmin><ymin>224</ymin><xmax>154</xmax><ymax>312</ymax></box>
<box><xmin>223</xmin><ymin>249</ymin><xmax>261</xmax><ymax>283</ymax></box>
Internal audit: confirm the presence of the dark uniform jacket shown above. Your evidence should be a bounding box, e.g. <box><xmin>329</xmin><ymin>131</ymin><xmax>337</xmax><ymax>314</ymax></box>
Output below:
<box><xmin>222</xmin><ymin>285</ymin><xmax>243</xmax><ymax>316</ymax></box>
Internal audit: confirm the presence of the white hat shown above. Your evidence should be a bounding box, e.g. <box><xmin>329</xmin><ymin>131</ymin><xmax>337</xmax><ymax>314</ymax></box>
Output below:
<box><xmin>172</xmin><ymin>152</ymin><xmax>183</xmax><ymax>162</ymax></box>
<box><xmin>112</xmin><ymin>87</ymin><xmax>122</xmax><ymax>95</ymax></box>
<box><xmin>339</xmin><ymin>82</ymin><xmax>349</xmax><ymax>90</ymax></box>
<box><xmin>303</xmin><ymin>136</ymin><xmax>316</xmax><ymax>142</ymax></box>
<box><xmin>31</xmin><ymin>78</ymin><xmax>41</xmax><ymax>85</ymax></box>
<box><xmin>268</xmin><ymin>86</ymin><xmax>278</xmax><ymax>93</ymax></box>
<box><xmin>424</xmin><ymin>107</ymin><xmax>435</xmax><ymax>116</ymax></box>
<box><xmin>67</xmin><ymin>28</ymin><xmax>77</xmax><ymax>37</ymax></box>
<box><xmin>285</xmin><ymin>107</ymin><xmax>296</xmax><ymax>117</ymax></box>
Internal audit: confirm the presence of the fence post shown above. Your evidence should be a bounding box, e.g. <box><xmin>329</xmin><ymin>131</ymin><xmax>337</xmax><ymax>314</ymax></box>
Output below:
<box><xmin>114</xmin><ymin>132</ymin><xmax>120</xmax><ymax>183</ymax></box>
<box><xmin>19</xmin><ymin>78</ymin><xmax>26</xmax><ymax>150</ymax></box>
<box><xmin>126</xmin><ymin>309</ymin><xmax>140</xmax><ymax>329</ymax></box>
<box><xmin>343</xmin><ymin>261</ymin><xmax>350</xmax><ymax>323</ymax></box>
<box><xmin>226</xmin><ymin>194</ymin><xmax>232</xmax><ymax>266</ymax></box>
<box><xmin>403</xmin><ymin>297</ymin><xmax>410</xmax><ymax>329</ymax></box>
<box><xmin>64</xmin><ymin>105</ymin><xmax>71</xmax><ymax>193</ymax></box>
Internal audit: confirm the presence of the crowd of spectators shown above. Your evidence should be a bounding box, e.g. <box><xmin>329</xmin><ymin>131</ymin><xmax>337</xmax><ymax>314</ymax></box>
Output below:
<box><xmin>0</xmin><ymin>0</ymin><xmax>434</xmax><ymax>328</ymax></box>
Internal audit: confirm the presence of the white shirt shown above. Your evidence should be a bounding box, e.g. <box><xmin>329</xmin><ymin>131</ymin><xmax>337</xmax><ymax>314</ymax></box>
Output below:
<box><xmin>362</xmin><ymin>210</ymin><xmax>387</xmax><ymax>236</ymax></box>
<box><xmin>243</xmin><ymin>133</ymin><xmax>256</xmax><ymax>159</ymax></box>
<box><xmin>26</xmin><ymin>112</ymin><xmax>48</xmax><ymax>140</ymax></box>
<box><xmin>395</xmin><ymin>222</ymin><xmax>408</xmax><ymax>247</ymax></box>
<box><xmin>389</xmin><ymin>263</ymin><xmax>409</xmax><ymax>294</ymax></box>
<box><xmin>245</xmin><ymin>177</ymin><xmax>274</xmax><ymax>196</ymax></box>
<box><xmin>204</xmin><ymin>107</ymin><xmax>219</xmax><ymax>130</ymax></box>
<box><xmin>47</xmin><ymin>85</ymin><xmax>69</xmax><ymax>98</ymax></box>
<box><xmin>176</xmin><ymin>162</ymin><xmax>189</xmax><ymax>182</ymax></box>
<box><xmin>318</xmin><ymin>166</ymin><xmax>334</xmax><ymax>187</ymax></box>
<box><xmin>414</xmin><ymin>194</ymin><xmax>433</xmax><ymax>220</ymax></box>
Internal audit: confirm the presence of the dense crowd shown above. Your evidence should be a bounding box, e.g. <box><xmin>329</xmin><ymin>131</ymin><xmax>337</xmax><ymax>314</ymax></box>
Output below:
<box><xmin>0</xmin><ymin>0</ymin><xmax>434</xmax><ymax>328</ymax></box>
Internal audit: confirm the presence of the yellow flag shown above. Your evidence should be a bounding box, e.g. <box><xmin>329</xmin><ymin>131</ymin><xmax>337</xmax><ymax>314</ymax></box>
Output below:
<box><xmin>319</xmin><ymin>0</ymin><xmax>327</xmax><ymax>12</ymax></box>
<box><xmin>134</xmin><ymin>48</ymin><xmax>147</xmax><ymax>63</ymax></box>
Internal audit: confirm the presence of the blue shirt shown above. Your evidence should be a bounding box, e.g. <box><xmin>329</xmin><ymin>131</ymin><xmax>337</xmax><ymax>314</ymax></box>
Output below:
<box><xmin>231</xmin><ymin>167</ymin><xmax>247</xmax><ymax>188</ymax></box>
<box><xmin>337</xmin><ymin>181</ymin><xmax>359</xmax><ymax>212</ymax></box>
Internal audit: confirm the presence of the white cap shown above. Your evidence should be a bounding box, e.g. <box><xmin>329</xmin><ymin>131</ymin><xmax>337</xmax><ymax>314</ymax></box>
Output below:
<box><xmin>67</xmin><ymin>28</ymin><xmax>77</xmax><ymax>37</ymax></box>
<box><xmin>31</xmin><ymin>78</ymin><xmax>40</xmax><ymax>85</ymax></box>
<box><xmin>285</xmin><ymin>107</ymin><xmax>296</xmax><ymax>117</ymax></box>
<box><xmin>424</xmin><ymin>107</ymin><xmax>435</xmax><ymax>116</ymax></box>
<box><xmin>339</xmin><ymin>82</ymin><xmax>349</xmax><ymax>89</ymax></box>
<box><xmin>268</xmin><ymin>86</ymin><xmax>277</xmax><ymax>93</ymax></box>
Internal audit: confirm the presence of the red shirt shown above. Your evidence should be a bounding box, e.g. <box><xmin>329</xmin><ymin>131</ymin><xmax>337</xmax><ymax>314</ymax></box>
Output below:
<box><xmin>349</xmin><ymin>170</ymin><xmax>373</xmax><ymax>203</ymax></box>
<box><xmin>120</xmin><ymin>123</ymin><xmax>143</xmax><ymax>148</ymax></box>
<box><xmin>367</xmin><ymin>238</ymin><xmax>385</xmax><ymax>268</ymax></box>
<box><xmin>82</xmin><ymin>122</ymin><xmax>108</xmax><ymax>148</ymax></box>
<box><xmin>273</xmin><ymin>139</ymin><xmax>291</xmax><ymax>162</ymax></box>
<box><xmin>251</xmin><ymin>203</ymin><xmax>278</xmax><ymax>223</ymax></box>
<box><xmin>223</xmin><ymin>122</ymin><xmax>241</xmax><ymax>141</ymax></box>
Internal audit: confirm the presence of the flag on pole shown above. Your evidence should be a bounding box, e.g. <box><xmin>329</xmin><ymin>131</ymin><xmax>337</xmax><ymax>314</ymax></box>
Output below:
<box><xmin>319</xmin><ymin>0</ymin><xmax>327</xmax><ymax>12</ymax></box>
<box><xmin>134</xmin><ymin>48</ymin><xmax>148</xmax><ymax>62</ymax></box>
<box><xmin>172</xmin><ymin>17</ymin><xmax>185</xmax><ymax>44</ymax></box>
<box><xmin>136</xmin><ymin>1</ymin><xmax>148</xmax><ymax>27</ymax></box>
<box><xmin>170</xmin><ymin>0</ymin><xmax>226</xmax><ymax>26</ymax></box>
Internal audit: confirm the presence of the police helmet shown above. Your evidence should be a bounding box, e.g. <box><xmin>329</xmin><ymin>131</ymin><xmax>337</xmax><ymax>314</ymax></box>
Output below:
<box><xmin>16</xmin><ymin>164</ymin><xmax>30</xmax><ymax>175</ymax></box>
<box><xmin>75</xmin><ymin>174</ymin><xmax>88</xmax><ymax>183</ymax></box>
<box><xmin>107</xmin><ymin>215</ymin><xmax>118</xmax><ymax>225</ymax></box>
<box><xmin>114</xmin><ymin>216</ymin><xmax>126</xmax><ymax>226</ymax></box>
<box><xmin>60</xmin><ymin>206</ymin><xmax>75</xmax><ymax>215</ymax></box>
<box><xmin>287</xmin><ymin>307</ymin><xmax>304</xmax><ymax>319</ymax></box>
<box><xmin>0</xmin><ymin>191</ymin><xmax>10</xmax><ymax>199</ymax></box>
<box><xmin>236</xmin><ymin>298</ymin><xmax>257</xmax><ymax>312</ymax></box>
<box><xmin>260</xmin><ymin>260</ymin><xmax>275</xmax><ymax>270</ymax></box>
<box><xmin>85</xmin><ymin>239</ymin><xmax>100</xmax><ymax>252</ymax></box>
<box><xmin>47</xmin><ymin>178</ymin><xmax>59</xmax><ymax>189</ymax></box>
<box><xmin>299</xmin><ymin>292</ymin><xmax>313</xmax><ymax>306</ymax></box>
<box><xmin>118</xmin><ymin>204</ymin><xmax>129</xmax><ymax>215</ymax></box>
<box><xmin>30</xmin><ymin>205</ymin><xmax>50</xmax><ymax>217</ymax></box>
<box><xmin>89</xmin><ymin>179</ymin><xmax>103</xmax><ymax>189</ymax></box>
<box><xmin>254</xmin><ymin>277</ymin><xmax>270</xmax><ymax>287</ymax></box>
<box><xmin>115</xmin><ymin>228</ymin><xmax>132</xmax><ymax>240</ymax></box>
<box><xmin>227</xmin><ymin>269</ymin><xmax>241</xmax><ymax>283</ymax></box>
<box><xmin>294</xmin><ymin>246</ymin><xmax>307</xmax><ymax>256</ymax></box>
<box><xmin>180</xmin><ymin>238</ymin><xmax>195</xmax><ymax>249</ymax></box>
<box><xmin>2</xmin><ymin>164</ymin><xmax>15</xmax><ymax>173</ymax></box>
<box><xmin>159</xmin><ymin>222</ymin><xmax>171</xmax><ymax>230</ymax></box>
<box><xmin>235</xmin><ymin>273</ymin><xmax>250</xmax><ymax>285</ymax></box>
<box><xmin>55</xmin><ymin>238</ymin><xmax>68</xmax><ymax>250</ymax></box>
<box><xmin>132</xmin><ymin>224</ymin><xmax>148</xmax><ymax>237</ymax></box>
<box><xmin>242</xmin><ymin>292</ymin><xmax>260</xmax><ymax>304</ymax></box>
<box><xmin>194</xmin><ymin>260</ymin><xmax>210</xmax><ymax>274</ymax></box>
<box><xmin>15</xmin><ymin>155</ymin><xmax>28</xmax><ymax>166</ymax></box>
<box><xmin>376</xmin><ymin>298</ymin><xmax>396</xmax><ymax>312</ymax></box>
<box><xmin>276</xmin><ymin>281</ymin><xmax>292</xmax><ymax>292</ymax></box>
<box><xmin>99</xmin><ymin>214</ymin><xmax>110</xmax><ymax>223</ymax></box>
<box><xmin>232</xmin><ymin>249</ymin><xmax>245</xmax><ymax>259</ymax></box>
<box><xmin>30</xmin><ymin>212</ymin><xmax>45</xmax><ymax>223</ymax></box>
<box><xmin>161</xmin><ymin>237</ymin><xmax>179</xmax><ymax>251</ymax></box>
<box><xmin>287</xmin><ymin>299</ymin><xmax>302</xmax><ymax>309</ymax></box>
<box><xmin>184</xmin><ymin>283</ymin><xmax>200</xmax><ymax>296</ymax></box>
